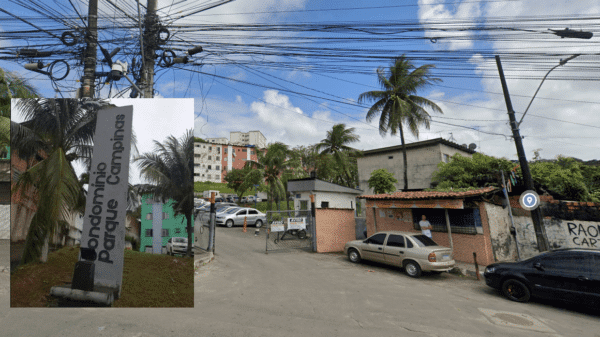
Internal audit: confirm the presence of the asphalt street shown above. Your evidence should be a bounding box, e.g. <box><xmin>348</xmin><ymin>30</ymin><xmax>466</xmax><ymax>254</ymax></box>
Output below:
<box><xmin>0</xmin><ymin>229</ymin><xmax>598</xmax><ymax>336</ymax></box>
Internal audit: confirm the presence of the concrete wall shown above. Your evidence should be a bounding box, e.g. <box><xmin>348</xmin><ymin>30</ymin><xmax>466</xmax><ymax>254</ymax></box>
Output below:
<box><xmin>484</xmin><ymin>203</ymin><xmax>519</xmax><ymax>262</ymax></box>
<box><xmin>512</xmin><ymin>216</ymin><xmax>600</xmax><ymax>260</ymax></box>
<box><xmin>0</xmin><ymin>205</ymin><xmax>8</xmax><ymax>240</ymax></box>
<box><xmin>194</xmin><ymin>142</ymin><xmax>222</xmax><ymax>182</ymax></box>
<box><xmin>315</xmin><ymin>208</ymin><xmax>356</xmax><ymax>253</ymax></box>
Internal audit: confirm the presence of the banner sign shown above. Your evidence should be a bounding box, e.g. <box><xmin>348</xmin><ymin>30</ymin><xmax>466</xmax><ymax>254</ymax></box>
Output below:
<box><xmin>79</xmin><ymin>105</ymin><xmax>133</xmax><ymax>297</ymax></box>
<box><xmin>287</xmin><ymin>217</ymin><xmax>306</xmax><ymax>230</ymax></box>
<box><xmin>271</xmin><ymin>221</ymin><xmax>285</xmax><ymax>232</ymax></box>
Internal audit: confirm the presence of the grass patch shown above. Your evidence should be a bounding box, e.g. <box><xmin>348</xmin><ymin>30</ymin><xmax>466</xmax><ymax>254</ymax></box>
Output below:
<box><xmin>11</xmin><ymin>246</ymin><xmax>193</xmax><ymax>307</ymax></box>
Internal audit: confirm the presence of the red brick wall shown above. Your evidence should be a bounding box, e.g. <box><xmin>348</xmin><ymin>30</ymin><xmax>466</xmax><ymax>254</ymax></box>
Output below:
<box><xmin>315</xmin><ymin>208</ymin><xmax>356</xmax><ymax>253</ymax></box>
<box><xmin>221</xmin><ymin>145</ymin><xmax>259</xmax><ymax>183</ymax></box>
<box><xmin>364</xmin><ymin>199</ymin><xmax>495</xmax><ymax>265</ymax></box>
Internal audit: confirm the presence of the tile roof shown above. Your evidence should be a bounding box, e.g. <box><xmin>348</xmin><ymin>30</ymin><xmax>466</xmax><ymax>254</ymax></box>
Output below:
<box><xmin>360</xmin><ymin>186</ymin><xmax>498</xmax><ymax>200</ymax></box>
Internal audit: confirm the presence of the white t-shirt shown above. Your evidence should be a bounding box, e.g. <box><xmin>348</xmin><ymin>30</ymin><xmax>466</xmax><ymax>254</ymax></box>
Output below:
<box><xmin>419</xmin><ymin>220</ymin><xmax>432</xmax><ymax>238</ymax></box>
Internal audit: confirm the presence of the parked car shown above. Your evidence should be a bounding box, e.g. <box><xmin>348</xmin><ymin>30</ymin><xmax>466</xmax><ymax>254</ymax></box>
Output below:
<box><xmin>225</xmin><ymin>195</ymin><xmax>239</xmax><ymax>203</ymax></box>
<box><xmin>216</xmin><ymin>207</ymin><xmax>266</xmax><ymax>228</ymax></box>
<box><xmin>166</xmin><ymin>237</ymin><xmax>188</xmax><ymax>256</ymax></box>
<box><xmin>255</xmin><ymin>197</ymin><xmax>262</xmax><ymax>202</ymax></box>
<box><xmin>483</xmin><ymin>248</ymin><xmax>600</xmax><ymax>306</ymax></box>
<box><xmin>344</xmin><ymin>231</ymin><xmax>455</xmax><ymax>278</ymax></box>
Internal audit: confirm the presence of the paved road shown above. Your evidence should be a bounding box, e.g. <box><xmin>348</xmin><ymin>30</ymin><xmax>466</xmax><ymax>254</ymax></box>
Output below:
<box><xmin>0</xmin><ymin>228</ymin><xmax>598</xmax><ymax>336</ymax></box>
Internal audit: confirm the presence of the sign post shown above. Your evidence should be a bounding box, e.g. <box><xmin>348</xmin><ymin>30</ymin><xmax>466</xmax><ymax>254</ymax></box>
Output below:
<box><xmin>50</xmin><ymin>105</ymin><xmax>133</xmax><ymax>305</ymax></box>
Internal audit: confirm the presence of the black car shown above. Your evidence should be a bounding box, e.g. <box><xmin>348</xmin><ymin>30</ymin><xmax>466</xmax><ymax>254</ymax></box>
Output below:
<box><xmin>483</xmin><ymin>249</ymin><xmax>600</xmax><ymax>306</ymax></box>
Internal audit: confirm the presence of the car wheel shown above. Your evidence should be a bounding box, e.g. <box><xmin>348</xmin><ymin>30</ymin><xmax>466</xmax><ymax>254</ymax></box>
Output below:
<box><xmin>348</xmin><ymin>249</ymin><xmax>361</xmax><ymax>263</ymax></box>
<box><xmin>255</xmin><ymin>220</ymin><xmax>263</xmax><ymax>228</ymax></box>
<box><xmin>226</xmin><ymin>220</ymin><xmax>234</xmax><ymax>228</ymax></box>
<box><xmin>404</xmin><ymin>261</ymin><xmax>422</xmax><ymax>278</ymax></box>
<box><xmin>502</xmin><ymin>279</ymin><xmax>531</xmax><ymax>302</ymax></box>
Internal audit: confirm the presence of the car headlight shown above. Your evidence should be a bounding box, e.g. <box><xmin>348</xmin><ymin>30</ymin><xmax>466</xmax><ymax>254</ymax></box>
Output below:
<box><xmin>485</xmin><ymin>266</ymin><xmax>495</xmax><ymax>273</ymax></box>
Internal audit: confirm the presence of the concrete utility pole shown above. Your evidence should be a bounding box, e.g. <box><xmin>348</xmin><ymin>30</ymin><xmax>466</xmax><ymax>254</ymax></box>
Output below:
<box><xmin>495</xmin><ymin>55</ymin><xmax>548</xmax><ymax>253</ymax></box>
<box><xmin>80</xmin><ymin>0</ymin><xmax>98</xmax><ymax>98</ymax></box>
<box><xmin>142</xmin><ymin>0</ymin><xmax>158</xmax><ymax>98</ymax></box>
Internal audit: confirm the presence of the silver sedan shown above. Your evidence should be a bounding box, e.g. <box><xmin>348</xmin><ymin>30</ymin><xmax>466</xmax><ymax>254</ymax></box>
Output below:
<box><xmin>344</xmin><ymin>231</ymin><xmax>455</xmax><ymax>278</ymax></box>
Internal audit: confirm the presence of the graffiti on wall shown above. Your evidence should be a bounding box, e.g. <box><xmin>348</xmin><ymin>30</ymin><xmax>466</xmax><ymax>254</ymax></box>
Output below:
<box><xmin>567</xmin><ymin>222</ymin><xmax>599</xmax><ymax>248</ymax></box>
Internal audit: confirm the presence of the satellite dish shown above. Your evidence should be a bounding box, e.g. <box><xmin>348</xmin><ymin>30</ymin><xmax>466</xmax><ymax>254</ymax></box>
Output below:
<box><xmin>468</xmin><ymin>143</ymin><xmax>477</xmax><ymax>151</ymax></box>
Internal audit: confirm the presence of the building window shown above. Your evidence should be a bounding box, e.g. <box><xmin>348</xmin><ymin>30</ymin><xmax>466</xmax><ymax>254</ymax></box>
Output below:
<box><xmin>296</xmin><ymin>194</ymin><xmax>301</xmax><ymax>199</ymax></box>
<box><xmin>194</xmin><ymin>173</ymin><xmax>200</xmax><ymax>176</ymax></box>
<box><xmin>388</xmin><ymin>156</ymin><xmax>393</xmax><ymax>159</ymax></box>
<box><xmin>217</xmin><ymin>148</ymin><xmax>220</xmax><ymax>153</ymax></box>
<box><xmin>194</xmin><ymin>154</ymin><xmax>201</xmax><ymax>158</ymax></box>
<box><xmin>145</xmin><ymin>229</ymin><xmax>152</xmax><ymax>237</ymax></box>
<box><xmin>216</xmin><ymin>156</ymin><xmax>220</xmax><ymax>161</ymax></box>
<box><xmin>321</xmin><ymin>201</ymin><xmax>329</xmax><ymax>208</ymax></box>
<box><xmin>443</xmin><ymin>154</ymin><xmax>450</xmax><ymax>163</ymax></box>
<box><xmin>216</xmin><ymin>165</ymin><xmax>220</xmax><ymax>170</ymax></box>
<box><xmin>216</xmin><ymin>175</ymin><xmax>220</xmax><ymax>180</ymax></box>
<box><xmin>242</xmin><ymin>149</ymin><xmax>247</xmax><ymax>152</ymax></box>
<box><xmin>207</xmin><ymin>174</ymin><xmax>212</xmax><ymax>179</ymax></box>
<box><xmin>208</xmin><ymin>156</ymin><xmax>211</xmax><ymax>160</ymax></box>
<box><xmin>208</xmin><ymin>165</ymin><xmax>211</xmax><ymax>169</ymax></box>
<box><xmin>161</xmin><ymin>229</ymin><xmax>169</xmax><ymax>237</ymax></box>
<box><xmin>162</xmin><ymin>212</ymin><xmax>169</xmax><ymax>220</ymax></box>
<box><xmin>300</xmin><ymin>200</ymin><xmax>308</xmax><ymax>210</ymax></box>
<box><xmin>194</xmin><ymin>164</ymin><xmax>200</xmax><ymax>167</ymax></box>
<box><xmin>146</xmin><ymin>213</ymin><xmax>153</xmax><ymax>220</ymax></box>
<box><xmin>175</xmin><ymin>228</ymin><xmax>181</xmax><ymax>234</ymax></box>
<box><xmin>208</xmin><ymin>146</ymin><xmax>212</xmax><ymax>151</ymax></box>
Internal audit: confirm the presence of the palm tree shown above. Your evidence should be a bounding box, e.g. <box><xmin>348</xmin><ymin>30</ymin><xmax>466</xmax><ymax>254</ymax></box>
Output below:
<box><xmin>134</xmin><ymin>130</ymin><xmax>194</xmax><ymax>257</ymax></box>
<box><xmin>314</xmin><ymin>124</ymin><xmax>362</xmax><ymax>187</ymax></box>
<box><xmin>0</xmin><ymin>68</ymin><xmax>39</xmax><ymax>149</ymax></box>
<box><xmin>11</xmin><ymin>98</ymin><xmax>110</xmax><ymax>264</ymax></box>
<box><xmin>358</xmin><ymin>55</ymin><xmax>443</xmax><ymax>191</ymax></box>
<box><xmin>245</xmin><ymin>142</ymin><xmax>297</xmax><ymax>211</ymax></box>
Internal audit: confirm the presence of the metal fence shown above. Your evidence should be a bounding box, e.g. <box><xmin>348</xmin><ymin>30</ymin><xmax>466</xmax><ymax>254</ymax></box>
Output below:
<box><xmin>266</xmin><ymin>210</ymin><xmax>314</xmax><ymax>253</ymax></box>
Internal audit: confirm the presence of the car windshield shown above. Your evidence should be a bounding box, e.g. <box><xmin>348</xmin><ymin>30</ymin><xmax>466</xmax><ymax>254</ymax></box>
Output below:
<box><xmin>411</xmin><ymin>235</ymin><xmax>439</xmax><ymax>247</ymax></box>
<box><xmin>173</xmin><ymin>238</ymin><xmax>187</xmax><ymax>243</ymax></box>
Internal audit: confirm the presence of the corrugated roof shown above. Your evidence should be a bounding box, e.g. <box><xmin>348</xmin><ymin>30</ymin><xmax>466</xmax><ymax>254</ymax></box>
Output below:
<box><xmin>360</xmin><ymin>186</ymin><xmax>497</xmax><ymax>200</ymax></box>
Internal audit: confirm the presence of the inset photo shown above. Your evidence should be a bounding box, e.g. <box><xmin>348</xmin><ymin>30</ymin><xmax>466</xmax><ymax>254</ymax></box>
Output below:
<box><xmin>10</xmin><ymin>98</ymin><xmax>194</xmax><ymax>307</ymax></box>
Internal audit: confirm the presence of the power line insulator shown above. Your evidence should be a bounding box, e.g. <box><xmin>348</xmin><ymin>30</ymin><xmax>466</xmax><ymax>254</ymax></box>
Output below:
<box><xmin>24</xmin><ymin>61</ymin><xmax>44</xmax><ymax>70</ymax></box>
<box><xmin>188</xmin><ymin>46</ymin><xmax>203</xmax><ymax>56</ymax></box>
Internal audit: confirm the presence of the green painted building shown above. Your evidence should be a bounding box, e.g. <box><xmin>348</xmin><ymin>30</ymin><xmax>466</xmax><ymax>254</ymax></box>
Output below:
<box><xmin>140</xmin><ymin>194</ymin><xmax>193</xmax><ymax>254</ymax></box>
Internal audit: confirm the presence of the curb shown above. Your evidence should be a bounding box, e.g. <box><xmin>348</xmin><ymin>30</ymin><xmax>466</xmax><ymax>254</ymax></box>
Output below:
<box><xmin>194</xmin><ymin>251</ymin><xmax>214</xmax><ymax>269</ymax></box>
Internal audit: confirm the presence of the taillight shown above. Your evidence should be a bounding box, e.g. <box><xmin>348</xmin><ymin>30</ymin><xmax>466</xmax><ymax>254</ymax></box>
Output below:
<box><xmin>428</xmin><ymin>252</ymin><xmax>436</xmax><ymax>262</ymax></box>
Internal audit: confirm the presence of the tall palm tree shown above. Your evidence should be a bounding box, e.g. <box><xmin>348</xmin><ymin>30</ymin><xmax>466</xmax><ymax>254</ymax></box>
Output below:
<box><xmin>358</xmin><ymin>55</ymin><xmax>443</xmax><ymax>191</ymax></box>
<box><xmin>134</xmin><ymin>130</ymin><xmax>194</xmax><ymax>257</ymax></box>
<box><xmin>314</xmin><ymin>124</ymin><xmax>362</xmax><ymax>187</ymax></box>
<box><xmin>245</xmin><ymin>142</ymin><xmax>297</xmax><ymax>211</ymax></box>
<box><xmin>11</xmin><ymin>98</ymin><xmax>109</xmax><ymax>264</ymax></box>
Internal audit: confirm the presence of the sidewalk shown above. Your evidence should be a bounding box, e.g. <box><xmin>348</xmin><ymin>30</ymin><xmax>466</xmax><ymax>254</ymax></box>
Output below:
<box><xmin>450</xmin><ymin>260</ymin><xmax>487</xmax><ymax>279</ymax></box>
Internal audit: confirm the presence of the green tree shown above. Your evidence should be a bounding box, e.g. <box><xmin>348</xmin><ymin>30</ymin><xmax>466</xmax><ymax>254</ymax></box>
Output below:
<box><xmin>135</xmin><ymin>130</ymin><xmax>195</xmax><ymax>257</ymax></box>
<box><xmin>432</xmin><ymin>153</ymin><xmax>516</xmax><ymax>190</ymax></box>
<box><xmin>314</xmin><ymin>123</ymin><xmax>361</xmax><ymax>187</ymax></box>
<box><xmin>245</xmin><ymin>142</ymin><xmax>298</xmax><ymax>211</ymax></box>
<box><xmin>368</xmin><ymin>169</ymin><xmax>398</xmax><ymax>194</ymax></box>
<box><xmin>11</xmin><ymin>98</ymin><xmax>110</xmax><ymax>264</ymax></box>
<box><xmin>224</xmin><ymin>167</ymin><xmax>258</xmax><ymax>199</ymax></box>
<box><xmin>358</xmin><ymin>55</ymin><xmax>443</xmax><ymax>191</ymax></box>
<box><xmin>530</xmin><ymin>156</ymin><xmax>594</xmax><ymax>202</ymax></box>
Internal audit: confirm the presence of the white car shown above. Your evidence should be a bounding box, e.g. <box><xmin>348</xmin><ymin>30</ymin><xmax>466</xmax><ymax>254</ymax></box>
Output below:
<box><xmin>166</xmin><ymin>237</ymin><xmax>188</xmax><ymax>256</ymax></box>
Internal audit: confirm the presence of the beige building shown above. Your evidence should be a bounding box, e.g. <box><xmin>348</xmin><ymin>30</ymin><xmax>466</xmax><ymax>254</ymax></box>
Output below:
<box><xmin>230</xmin><ymin>131</ymin><xmax>266</xmax><ymax>149</ymax></box>
<box><xmin>357</xmin><ymin>138</ymin><xmax>475</xmax><ymax>198</ymax></box>
<box><xmin>194</xmin><ymin>142</ymin><xmax>222</xmax><ymax>183</ymax></box>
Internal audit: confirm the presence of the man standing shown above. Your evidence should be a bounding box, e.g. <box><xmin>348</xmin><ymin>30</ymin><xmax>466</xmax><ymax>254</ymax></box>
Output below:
<box><xmin>419</xmin><ymin>215</ymin><xmax>432</xmax><ymax>238</ymax></box>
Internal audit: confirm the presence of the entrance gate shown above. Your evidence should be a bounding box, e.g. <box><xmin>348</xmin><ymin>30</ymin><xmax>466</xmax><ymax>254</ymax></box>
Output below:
<box><xmin>266</xmin><ymin>210</ymin><xmax>314</xmax><ymax>253</ymax></box>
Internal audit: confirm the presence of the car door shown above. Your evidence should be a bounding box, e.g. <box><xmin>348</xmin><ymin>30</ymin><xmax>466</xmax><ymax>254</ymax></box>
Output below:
<box><xmin>524</xmin><ymin>251</ymin><xmax>591</xmax><ymax>302</ymax></box>
<box><xmin>383</xmin><ymin>234</ymin><xmax>406</xmax><ymax>267</ymax></box>
<box><xmin>361</xmin><ymin>233</ymin><xmax>387</xmax><ymax>263</ymax></box>
<box><xmin>247</xmin><ymin>209</ymin><xmax>258</xmax><ymax>224</ymax></box>
<box><xmin>235</xmin><ymin>209</ymin><xmax>247</xmax><ymax>225</ymax></box>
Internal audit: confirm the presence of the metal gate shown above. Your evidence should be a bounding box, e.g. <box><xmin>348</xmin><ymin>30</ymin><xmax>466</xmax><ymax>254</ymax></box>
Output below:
<box><xmin>266</xmin><ymin>210</ymin><xmax>314</xmax><ymax>252</ymax></box>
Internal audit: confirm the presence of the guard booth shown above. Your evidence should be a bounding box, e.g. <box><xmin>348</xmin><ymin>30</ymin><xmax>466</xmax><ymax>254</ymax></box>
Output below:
<box><xmin>286</xmin><ymin>177</ymin><xmax>362</xmax><ymax>253</ymax></box>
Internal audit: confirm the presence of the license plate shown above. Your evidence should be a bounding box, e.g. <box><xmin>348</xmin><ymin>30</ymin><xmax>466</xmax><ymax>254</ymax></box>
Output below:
<box><xmin>443</xmin><ymin>254</ymin><xmax>450</xmax><ymax>260</ymax></box>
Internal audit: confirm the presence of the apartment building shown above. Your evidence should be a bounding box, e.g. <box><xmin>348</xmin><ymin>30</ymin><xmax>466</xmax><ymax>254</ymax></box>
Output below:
<box><xmin>194</xmin><ymin>141</ymin><xmax>260</xmax><ymax>183</ymax></box>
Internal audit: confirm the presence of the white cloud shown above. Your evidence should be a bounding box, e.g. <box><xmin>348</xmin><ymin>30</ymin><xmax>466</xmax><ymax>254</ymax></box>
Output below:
<box><xmin>418</xmin><ymin>0</ymin><xmax>481</xmax><ymax>50</ymax></box>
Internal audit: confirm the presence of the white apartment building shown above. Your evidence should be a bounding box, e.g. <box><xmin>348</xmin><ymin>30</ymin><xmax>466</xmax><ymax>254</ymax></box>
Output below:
<box><xmin>230</xmin><ymin>131</ymin><xmax>266</xmax><ymax>149</ymax></box>
<box><xmin>194</xmin><ymin>142</ymin><xmax>223</xmax><ymax>183</ymax></box>
<box><xmin>204</xmin><ymin>137</ymin><xmax>228</xmax><ymax>145</ymax></box>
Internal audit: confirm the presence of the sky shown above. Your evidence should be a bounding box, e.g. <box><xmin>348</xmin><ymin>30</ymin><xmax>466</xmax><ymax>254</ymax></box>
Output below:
<box><xmin>1</xmin><ymin>0</ymin><xmax>600</xmax><ymax>162</ymax></box>
<box><xmin>12</xmin><ymin>98</ymin><xmax>194</xmax><ymax>186</ymax></box>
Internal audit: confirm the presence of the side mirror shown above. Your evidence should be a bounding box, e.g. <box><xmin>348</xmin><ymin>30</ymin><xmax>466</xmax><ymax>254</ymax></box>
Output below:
<box><xmin>533</xmin><ymin>262</ymin><xmax>544</xmax><ymax>271</ymax></box>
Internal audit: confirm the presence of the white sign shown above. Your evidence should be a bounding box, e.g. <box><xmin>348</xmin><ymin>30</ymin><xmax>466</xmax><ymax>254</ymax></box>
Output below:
<box><xmin>287</xmin><ymin>217</ymin><xmax>306</xmax><ymax>230</ymax></box>
<box><xmin>271</xmin><ymin>221</ymin><xmax>285</xmax><ymax>232</ymax></box>
<box><xmin>79</xmin><ymin>106</ymin><xmax>133</xmax><ymax>298</ymax></box>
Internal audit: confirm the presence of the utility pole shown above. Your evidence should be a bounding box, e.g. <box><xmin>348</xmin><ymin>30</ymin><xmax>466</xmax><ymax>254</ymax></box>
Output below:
<box><xmin>142</xmin><ymin>0</ymin><xmax>158</xmax><ymax>98</ymax></box>
<box><xmin>495</xmin><ymin>55</ymin><xmax>548</xmax><ymax>252</ymax></box>
<box><xmin>80</xmin><ymin>0</ymin><xmax>98</xmax><ymax>98</ymax></box>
